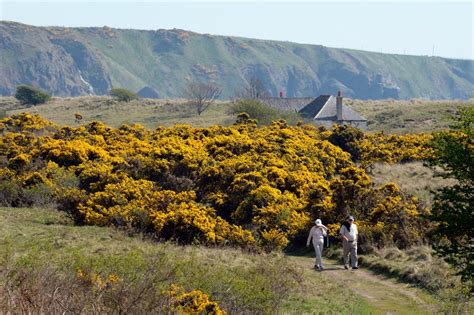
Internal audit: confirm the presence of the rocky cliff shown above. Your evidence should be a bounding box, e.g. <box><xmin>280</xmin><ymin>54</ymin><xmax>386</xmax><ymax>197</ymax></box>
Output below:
<box><xmin>1</xmin><ymin>21</ymin><xmax>473</xmax><ymax>99</ymax></box>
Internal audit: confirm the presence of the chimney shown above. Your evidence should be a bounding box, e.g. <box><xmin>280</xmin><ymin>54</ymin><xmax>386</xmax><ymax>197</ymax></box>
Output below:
<box><xmin>336</xmin><ymin>91</ymin><xmax>343</xmax><ymax>121</ymax></box>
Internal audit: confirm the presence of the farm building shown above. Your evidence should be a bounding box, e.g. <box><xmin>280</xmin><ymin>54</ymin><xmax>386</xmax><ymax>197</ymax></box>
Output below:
<box><xmin>298</xmin><ymin>92</ymin><xmax>367</xmax><ymax>129</ymax></box>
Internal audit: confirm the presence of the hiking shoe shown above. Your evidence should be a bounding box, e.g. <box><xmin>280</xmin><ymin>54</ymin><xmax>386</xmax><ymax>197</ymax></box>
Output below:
<box><xmin>344</xmin><ymin>265</ymin><xmax>349</xmax><ymax>270</ymax></box>
<box><xmin>352</xmin><ymin>266</ymin><xmax>359</xmax><ymax>270</ymax></box>
<box><xmin>319</xmin><ymin>266</ymin><xmax>324</xmax><ymax>271</ymax></box>
<box><xmin>314</xmin><ymin>265</ymin><xmax>318</xmax><ymax>270</ymax></box>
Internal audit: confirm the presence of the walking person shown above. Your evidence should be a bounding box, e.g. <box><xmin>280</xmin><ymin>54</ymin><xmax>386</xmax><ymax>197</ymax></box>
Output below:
<box><xmin>340</xmin><ymin>215</ymin><xmax>359</xmax><ymax>270</ymax></box>
<box><xmin>306</xmin><ymin>219</ymin><xmax>328</xmax><ymax>271</ymax></box>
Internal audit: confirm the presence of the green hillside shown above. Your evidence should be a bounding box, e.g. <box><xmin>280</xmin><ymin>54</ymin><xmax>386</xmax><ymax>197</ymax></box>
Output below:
<box><xmin>1</xmin><ymin>21</ymin><xmax>473</xmax><ymax>99</ymax></box>
<box><xmin>2</xmin><ymin>207</ymin><xmax>460</xmax><ymax>313</ymax></box>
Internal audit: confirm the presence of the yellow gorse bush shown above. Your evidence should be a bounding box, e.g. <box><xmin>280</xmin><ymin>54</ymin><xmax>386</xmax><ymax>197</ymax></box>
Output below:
<box><xmin>165</xmin><ymin>284</ymin><xmax>226</xmax><ymax>314</ymax></box>
<box><xmin>0</xmin><ymin>113</ymin><xmax>431</xmax><ymax>250</ymax></box>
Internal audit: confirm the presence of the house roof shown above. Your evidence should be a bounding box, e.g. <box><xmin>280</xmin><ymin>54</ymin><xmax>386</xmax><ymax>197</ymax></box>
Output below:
<box><xmin>298</xmin><ymin>95</ymin><xmax>332</xmax><ymax>119</ymax></box>
<box><xmin>298</xmin><ymin>95</ymin><xmax>367</xmax><ymax>121</ymax></box>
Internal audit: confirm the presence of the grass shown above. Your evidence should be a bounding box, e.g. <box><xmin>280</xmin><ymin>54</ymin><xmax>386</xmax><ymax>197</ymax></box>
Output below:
<box><xmin>0</xmin><ymin>206</ymin><xmax>374</xmax><ymax>313</ymax></box>
<box><xmin>359</xmin><ymin>247</ymin><xmax>472</xmax><ymax>314</ymax></box>
<box><xmin>2</xmin><ymin>96</ymin><xmax>472</xmax><ymax>133</ymax></box>
<box><xmin>347</xmin><ymin>98</ymin><xmax>474</xmax><ymax>134</ymax></box>
<box><xmin>3</xmin><ymin>96</ymin><xmax>236</xmax><ymax>128</ymax></box>
<box><xmin>369</xmin><ymin>162</ymin><xmax>456</xmax><ymax>207</ymax></box>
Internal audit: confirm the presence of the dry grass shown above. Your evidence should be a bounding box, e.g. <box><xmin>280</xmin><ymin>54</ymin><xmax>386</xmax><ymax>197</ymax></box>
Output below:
<box><xmin>359</xmin><ymin>246</ymin><xmax>472</xmax><ymax>314</ymax></box>
<box><xmin>0</xmin><ymin>207</ymin><xmax>371</xmax><ymax>314</ymax></box>
<box><xmin>347</xmin><ymin>98</ymin><xmax>474</xmax><ymax>134</ymax></box>
<box><xmin>369</xmin><ymin>162</ymin><xmax>456</xmax><ymax>207</ymax></box>
<box><xmin>2</xmin><ymin>96</ymin><xmax>473</xmax><ymax>133</ymax></box>
<box><xmin>3</xmin><ymin>96</ymin><xmax>235</xmax><ymax>128</ymax></box>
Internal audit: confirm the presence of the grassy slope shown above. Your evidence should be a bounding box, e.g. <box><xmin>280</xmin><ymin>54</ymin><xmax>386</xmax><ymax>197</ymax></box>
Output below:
<box><xmin>1</xmin><ymin>207</ymin><xmax>455</xmax><ymax>313</ymax></box>
<box><xmin>2</xmin><ymin>96</ymin><xmax>473</xmax><ymax>132</ymax></box>
<box><xmin>370</xmin><ymin>162</ymin><xmax>457</xmax><ymax>207</ymax></box>
<box><xmin>3</xmin><ymin>96</ymin><xmax>235</xmax><ymax>128</ymax></box>
<box><xmin>348</xmin><ymin>98</ymin><xmax>474</xmax><ymax>134</ymax></box>
<box><xmin>30</xmin><ymin>23</ymin><xmax>471</xmax><ymax>99</ymax></box>
<box><xmin>0</xmin><ymin>207</ymin><xmax>374</xmax><ymax>314</ymax></box>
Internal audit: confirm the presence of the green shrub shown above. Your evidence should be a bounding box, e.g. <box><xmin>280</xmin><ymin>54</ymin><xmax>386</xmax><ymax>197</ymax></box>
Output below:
<box><xmin>14</xmin><ymin>85</ymin><xmax>51</xmax><ymax>106</ymax></box>
<box><xmin>328</xmin><ymin>124</ymin><xmax>365</xmax><ymax>161</ymax></box>
<box><xmin>232</xmin><ymin>99</ymin><xmax>301</xmax><ymax>125</ymax></box>
<box><xmin>109</xmin><ymin>88</ymin><xmax>139</xmax><ymax>102</ymax></box>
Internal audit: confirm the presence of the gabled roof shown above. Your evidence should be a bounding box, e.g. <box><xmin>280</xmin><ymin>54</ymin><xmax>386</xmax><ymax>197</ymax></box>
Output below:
<box><xmin>298</xmin><ymin>95</ymin><xmax>367</xmax><ymax>122</ymax></box>
<box><xmin>298</xmin><ymin>95</ymin><xmax>332</xmax><ymax>119</ymax></box>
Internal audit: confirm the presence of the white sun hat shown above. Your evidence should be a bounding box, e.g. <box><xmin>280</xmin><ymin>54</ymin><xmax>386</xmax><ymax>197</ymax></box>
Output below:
<box><xmin>315</xmin><ymin>219</ymin><xmax>322</xmax><ymax>226</ymax></box>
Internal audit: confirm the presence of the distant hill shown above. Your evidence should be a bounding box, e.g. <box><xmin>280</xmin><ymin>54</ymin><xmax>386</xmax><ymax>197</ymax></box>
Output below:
<box><xmin>1</xmin><ymin>21</ymin><xmax>473</xmax><ymax>99</ymax></box>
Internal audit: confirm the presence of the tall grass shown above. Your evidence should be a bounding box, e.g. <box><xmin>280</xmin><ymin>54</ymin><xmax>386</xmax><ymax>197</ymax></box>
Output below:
<box><xmin>369</xmin><ymin>162</ymin><xmax>456</xmax><ymax>206</ymax></box>
<box><xmin>232</xmin><ymin>99</ymin><xmax>302</xmax><ymax>125</ymax></box>
<box><xmin>0</xmin><ymin>207</ymin><xmax>366</xmax><ymax>314</ymax></box>
<box><xmin>359</xmin><ymin>246</ymin><xmax>472</xmax><ymax>314</ymax></box>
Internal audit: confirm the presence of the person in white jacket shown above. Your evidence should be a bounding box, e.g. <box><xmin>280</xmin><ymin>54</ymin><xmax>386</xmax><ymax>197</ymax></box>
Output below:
<box><xmin>339</xmin><ymin>215</ymin><xmax>359</xmax><ymax>270</ymax></box>
<box><xmin>306</xmin><ymin>219</ymin><xmax>328</xmax><ymax>271</ymax></box>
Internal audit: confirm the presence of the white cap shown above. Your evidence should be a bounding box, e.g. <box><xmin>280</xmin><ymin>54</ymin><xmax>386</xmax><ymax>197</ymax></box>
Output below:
<box><xmin>315</xmin><ymin>219</ymin><xmax>322</xmax><ymax>226</ymax></box>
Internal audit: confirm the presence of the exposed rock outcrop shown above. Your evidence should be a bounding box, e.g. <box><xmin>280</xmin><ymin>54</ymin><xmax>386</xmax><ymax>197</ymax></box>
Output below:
<box><xmin>1</xmin><ymin>21</ymin><xmax>473</xmax><ymax>99</ymax></box>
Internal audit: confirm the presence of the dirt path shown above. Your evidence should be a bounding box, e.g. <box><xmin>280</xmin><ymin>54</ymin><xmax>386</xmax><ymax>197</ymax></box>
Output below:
<box><xmin>289</xmin><ymin>255</ymin><xmax>437</xmax><ymax>314</ymax></box>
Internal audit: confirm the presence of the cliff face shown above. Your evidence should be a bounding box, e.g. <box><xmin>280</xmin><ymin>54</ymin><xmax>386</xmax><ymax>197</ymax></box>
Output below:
<box><xmin>1</xmin><ymin>21</ymin><xmax>473</xmax><ymax>99</ymax></box>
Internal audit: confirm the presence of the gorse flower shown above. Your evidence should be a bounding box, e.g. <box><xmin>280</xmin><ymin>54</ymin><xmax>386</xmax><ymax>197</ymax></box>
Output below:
<box><xmin>0</xmin><ymin>113</ymin><xmax>432</xmax><ymax>250</ymax></box>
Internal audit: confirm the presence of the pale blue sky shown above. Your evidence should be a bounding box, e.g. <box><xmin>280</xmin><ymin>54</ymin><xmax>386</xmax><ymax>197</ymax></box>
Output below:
<box><xmin>1</xmin><ymin>0</ymin><xmax>473</xmax><ymax>59</ymax></box>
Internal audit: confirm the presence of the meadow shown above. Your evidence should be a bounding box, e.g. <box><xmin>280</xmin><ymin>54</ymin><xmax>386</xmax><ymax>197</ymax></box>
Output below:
<box><xmin>1</xmin><ymin>96</ymin><xmax>472</xmax><ymax>133</ymax></box>
<box><xmin>0</xmin><ymin>206</ymin><xmax>375</xmax><ymax>314</ymax></box>
<box><xmin>0</xmin><ymin>98</ymin><xmax>472</xmax><ymax>313</ymax></box>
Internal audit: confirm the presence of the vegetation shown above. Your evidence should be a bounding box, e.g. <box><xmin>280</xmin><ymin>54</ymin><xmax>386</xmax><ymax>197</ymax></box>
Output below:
<box><xmin>0</xmin><ymin>207</ymin><xmax>373</xmax><ymax>314</ymax></box>
<box><xmin>14</xmin><ymin>85</ymin><xmax>51</xmax><ymax>106</ymax></box>
<box><xmin>3</xmin><ymin>21</ymin><xmax>474</xmax><ymax>99</ymax></box>
<box><xmin>232</xmin><ymin>99</ymin><xmax>301</xmax><ymax>125</ymax></box>
<box><xmin>0</xmin><ymin>113</ymin><xmax>432</xmax><ymax>252</ymax></box>
<box><xmin>109</xmin><ymin>88</ymin><xmax>139</xmax><ymax>102</ymax></box>
<box><xmin>183</xmin><ymin>81</ymin><xmax>222</xmax><ymax>115</ymax></box>
<box><xmin>370</xmin><ymin>162</ymin><xmax>456</xmax><ymax>207</ymax></box>
<box><xmin>327</xmin><ymin>124</ymin><xmax>433</xmax><ymax>166</ymax></box>
<box><xmin>428</xmin><ymin>108</ymin><xmax>473</xmax><ymax>290</ymax></box>
<box><xmin>2</xmin><ymin>96</ymin><xmax>472</xmax><ymax>134</ymax></box>
<box><xmin>348</xmin><ymin>98</ymin><xmax>474</xmax><ymax>134</ymax></box>
<box><xmin>0</xmin><ymin>109</ymin><xmax>472</xmax><ymax>312</ymax></box>
<box><xmin>235</xmin><ymin>76</ymin><xmax>269</xmax><ymax>99</ymax></box>
<box><xmin>358</xmin><ymin>246</ymin><xmax>472</xmax><ymax>313</ymax></box>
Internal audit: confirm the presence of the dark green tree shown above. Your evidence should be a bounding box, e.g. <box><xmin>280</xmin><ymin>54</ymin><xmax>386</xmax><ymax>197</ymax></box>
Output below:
<box><xmin>109</xmin><ymin>88</ymin><xmax>139</xmax><ymax>102</ymax></box>
<box><xmin>428</xmin><ymin>107</ymin><xmax>473</xmax><ymax>290</ymax></box>
<box><xmin>14</xmin><ymin>85</ymin><xmax>51</xmax><ymax>106</ymax></box>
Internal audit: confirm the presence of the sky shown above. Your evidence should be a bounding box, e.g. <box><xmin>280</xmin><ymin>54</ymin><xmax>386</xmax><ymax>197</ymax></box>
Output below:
<box><xmin>1</xmin><ymin>0</ymin><xmax>473</xmax><ymax>60</ymax></box>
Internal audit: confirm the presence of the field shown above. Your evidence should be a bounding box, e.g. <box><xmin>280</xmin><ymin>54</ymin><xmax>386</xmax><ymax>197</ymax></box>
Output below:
<box><xmin>1</xmin><ymin>99</ymin><xmax>472</xmax><ymax>313</ymax></box>
<box><xmin>2</xmin><ymin>206</ymin><xmax>461</xmax><ymax>314</ymax></box>
<box><xmin>347</xmin><ymin>98</ymin><xmax>474</xmax><ymax>134</ymax></box>
<box><xmin>1</xmin><ymin>96</ymin><xmax>473</xmax><ymax>133</ymax></box>
<box><xmin>370</xmin><ymin>162</ymin><xmax>457</xmax><ymax>207</ymax></box>
<box><xmin>0</xmin><ymin>206</ymin><xmax>376</xmax><ymax>313</ymax></box>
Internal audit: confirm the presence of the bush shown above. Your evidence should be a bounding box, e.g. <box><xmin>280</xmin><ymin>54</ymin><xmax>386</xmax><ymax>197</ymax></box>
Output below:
<box><xmin>0</xmin><ymin>113</ymin><xmax>429</xmax><ymax>251</ymax></box>
<box><xmin>232</xmin><ymin>99</ymin><xmax>301</xmax><ymax>125</ymax></box>
<box><xmin>14</xmin><ymin>85</ymin><xmax>51</xmax><ymax>106</ymax></box>
<box><xmin>109</xmin><ymin>88</ymin><xmax>139</xmax><ymax>102</ymax></box>
<box><xmin>328</xmin><ymin>124</ymin><xmax>364</xmax><ymax>161</ymax></box>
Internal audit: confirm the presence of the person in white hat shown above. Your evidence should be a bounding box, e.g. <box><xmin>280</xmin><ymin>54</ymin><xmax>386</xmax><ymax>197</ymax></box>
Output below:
<box><xmin>306</xmin><ymin>219</ymin><xmax>328</xmax><ymax>271</ymax></box>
